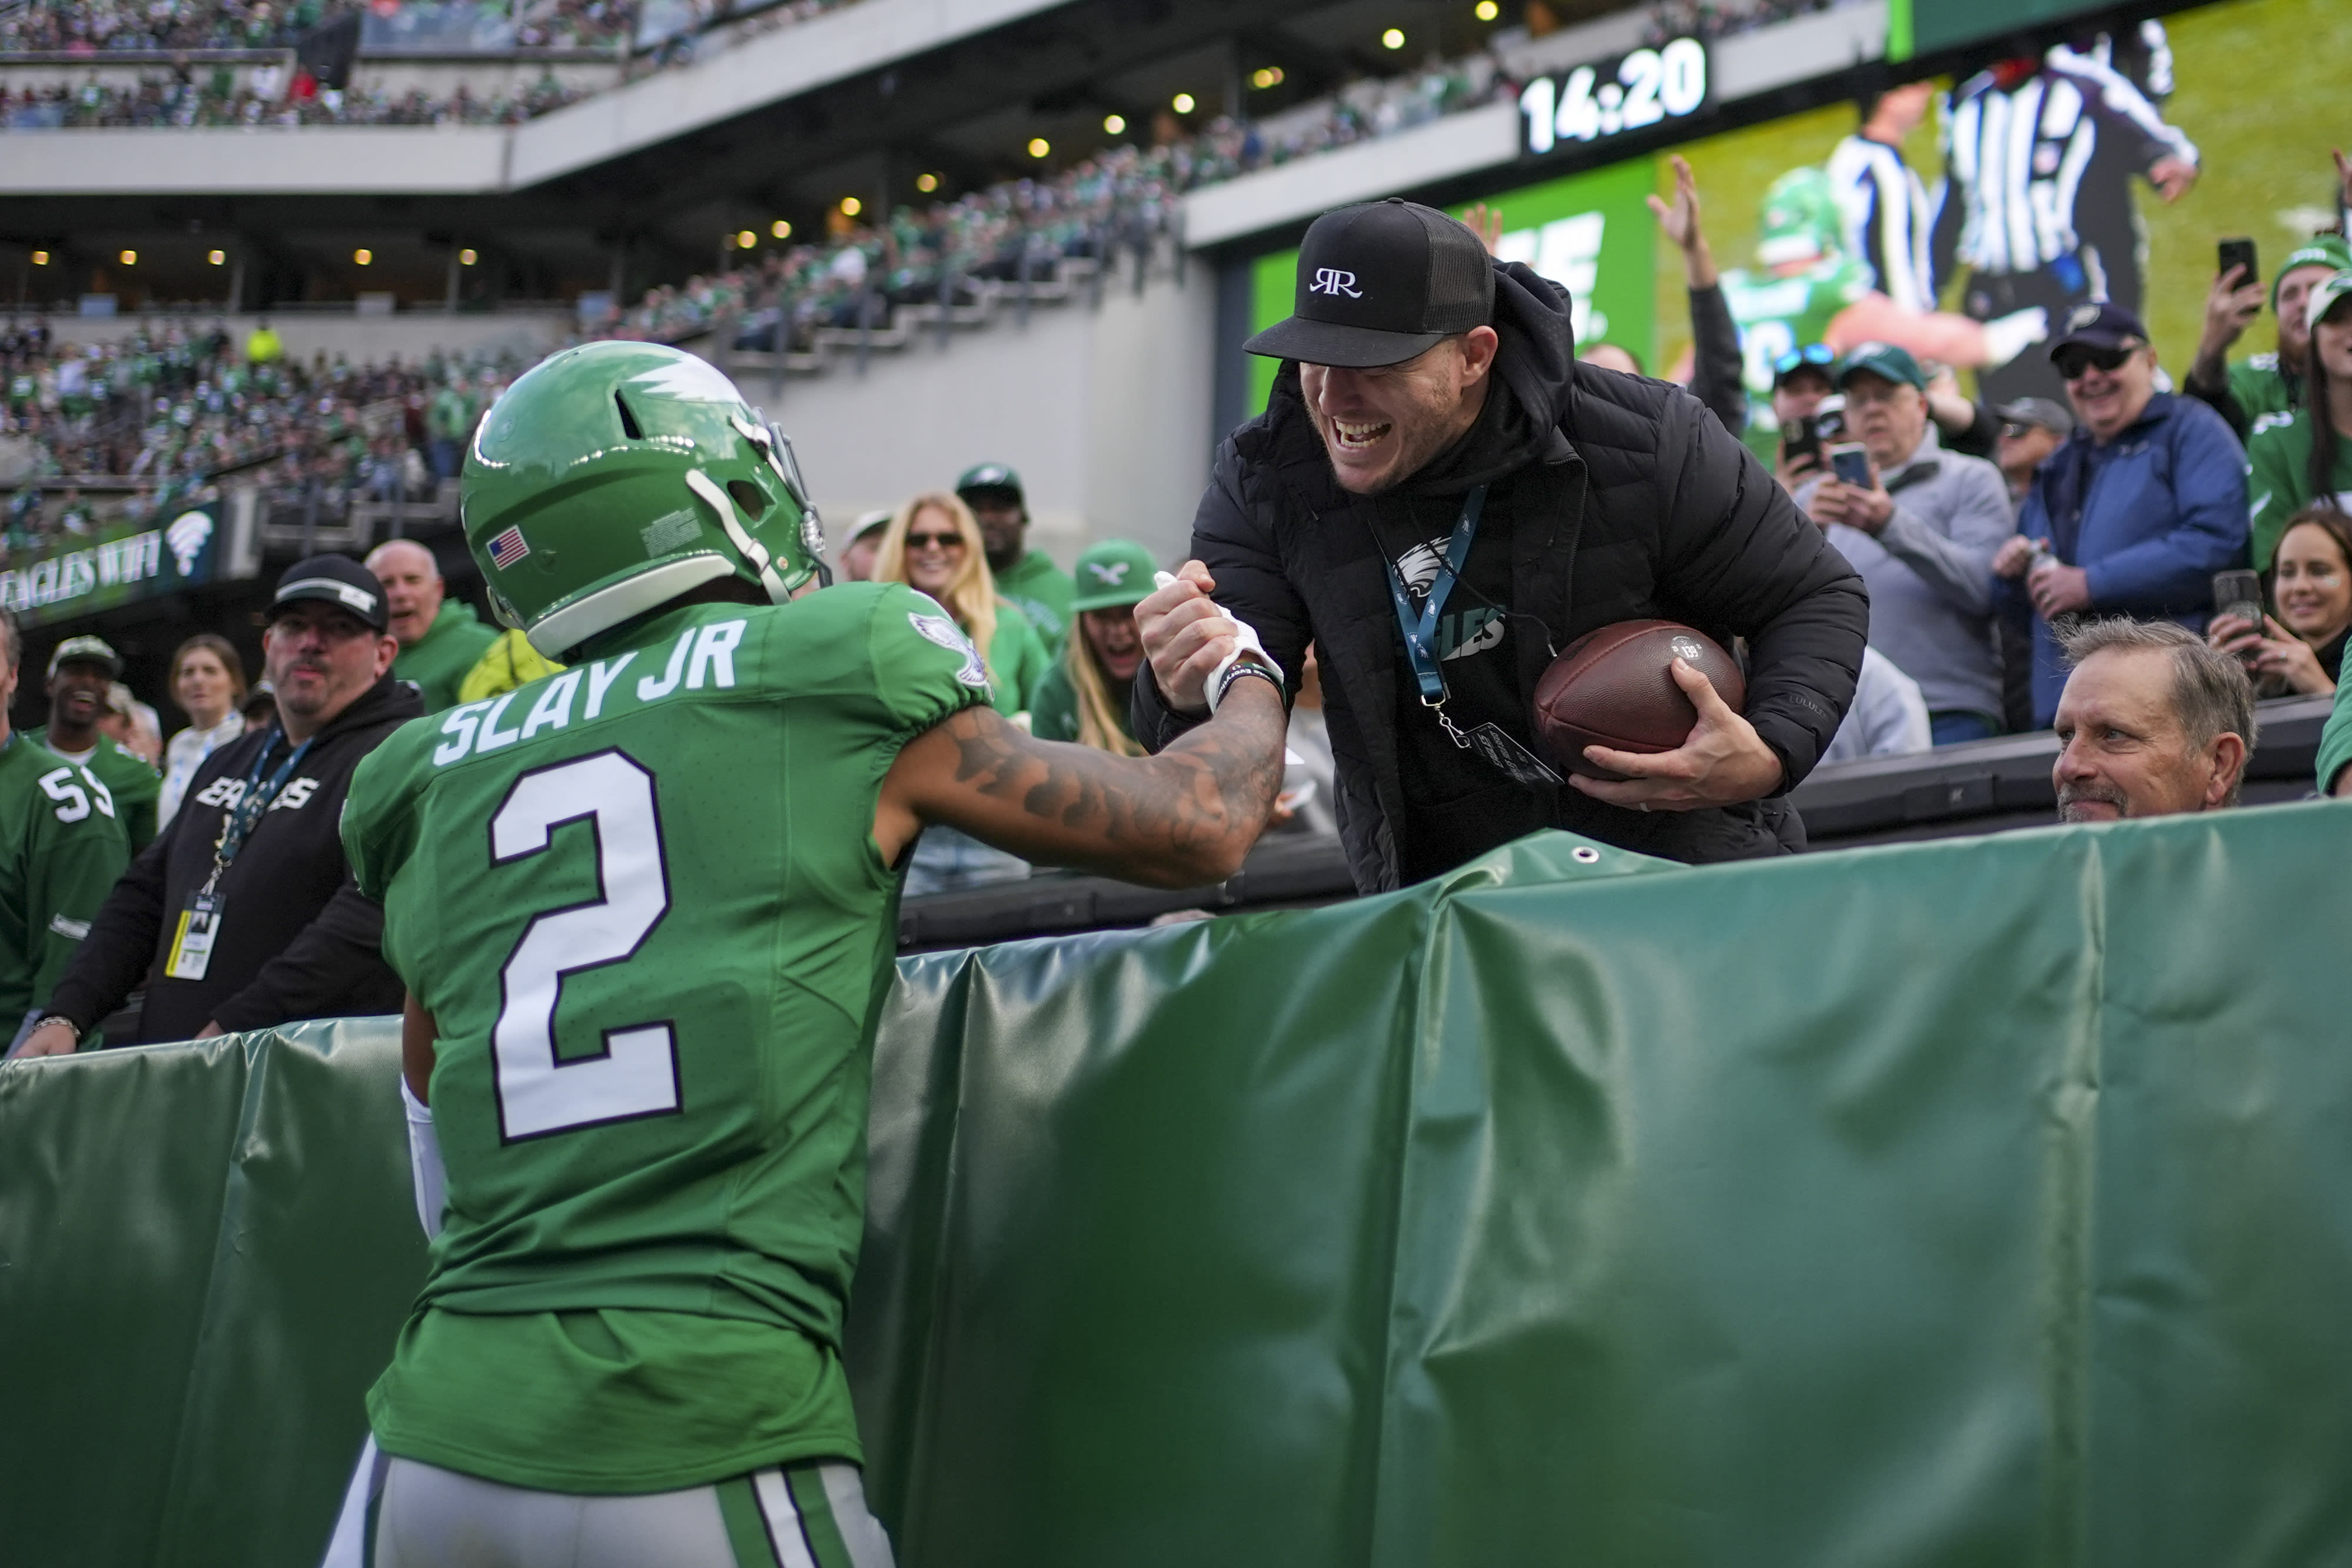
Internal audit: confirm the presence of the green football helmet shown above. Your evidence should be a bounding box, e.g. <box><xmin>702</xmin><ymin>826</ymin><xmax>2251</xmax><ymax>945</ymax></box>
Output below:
<box><xmin>462</xmin><ymin>341</ymin><xmax>829</xmax><ymax>659</ymax></box>
<box><xmin>1755</xmin><ymin>167</ymin><xmax>1846</xmax><ymax>270</ymax></box>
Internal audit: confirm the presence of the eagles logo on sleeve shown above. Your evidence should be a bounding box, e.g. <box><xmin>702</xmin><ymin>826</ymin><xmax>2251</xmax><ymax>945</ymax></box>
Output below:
<box><xmin>908</xmin><ymin>611</ymin><xmax>992</xmax><ymax>692</ymax></box>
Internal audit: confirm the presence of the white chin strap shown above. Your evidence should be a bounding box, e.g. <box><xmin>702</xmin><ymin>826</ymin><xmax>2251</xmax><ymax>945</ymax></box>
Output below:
<box><xmin>684</xmin><ymin>468</ymin><xmax>792</xmax><ymax>604</ymax></box>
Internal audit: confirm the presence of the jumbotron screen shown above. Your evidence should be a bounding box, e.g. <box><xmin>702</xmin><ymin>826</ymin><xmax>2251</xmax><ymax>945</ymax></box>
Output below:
<box><xmin>1251</xmin><ymin>0</ymin><xmax>2338</xmax><ymax>440</ymax></box>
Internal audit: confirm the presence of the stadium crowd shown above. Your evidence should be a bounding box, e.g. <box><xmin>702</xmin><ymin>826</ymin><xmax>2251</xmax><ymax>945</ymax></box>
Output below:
<box><xmin>0</xmin><ymin>0</ymin><xmax>632</xmax><ymax>55</ymax></box>
<box><xmin>0</xmin><ymin>67</ymin><xmax>589</xmax><ymax>126</ymax></box>
<box><xmin>7</xmin><ymin>73</ymin><xmax>2352</xmax><ymax>1064</ymax></box>
<box><xmin>1</xmin><ymin>317</ymin><xmax>523</xmax><ymax>562</ymax></box>
<box><xmin>0</xmin><ymin>0</ymin><xmax>1845</xmax><ymax>142</ymax></box>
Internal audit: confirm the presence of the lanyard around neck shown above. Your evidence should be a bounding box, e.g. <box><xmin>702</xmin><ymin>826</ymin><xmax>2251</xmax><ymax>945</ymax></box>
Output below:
<box><xmin>1383</xmin><ymin>484</ymin><xmax>1488</xmax><ymax>705</ymax></box>
<box><xmin>205</xmin><ymin>729</ymin><xmax>313</xmax><ymax>892</ymax></box>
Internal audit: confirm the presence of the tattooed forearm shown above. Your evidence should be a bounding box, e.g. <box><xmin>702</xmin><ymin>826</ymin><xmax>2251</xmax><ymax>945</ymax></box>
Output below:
<box><xmin>927</xmin><ymin>682</ymin><xmax>1287</xmax><ymax>886</ymax></box>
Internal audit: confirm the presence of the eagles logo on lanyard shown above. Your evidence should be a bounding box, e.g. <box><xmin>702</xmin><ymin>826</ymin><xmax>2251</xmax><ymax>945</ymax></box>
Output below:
<box><xmin>1383</xmin><ymin>484</ymin><xmax>1564</xmax><ymax>790</ymax></box>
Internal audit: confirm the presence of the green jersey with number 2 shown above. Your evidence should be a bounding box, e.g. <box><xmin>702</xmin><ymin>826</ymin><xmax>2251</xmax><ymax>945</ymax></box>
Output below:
<box><xmin>343</xmin><ymin>581</ymin><xmax>991</xmax><ymax>1493</ymax></box>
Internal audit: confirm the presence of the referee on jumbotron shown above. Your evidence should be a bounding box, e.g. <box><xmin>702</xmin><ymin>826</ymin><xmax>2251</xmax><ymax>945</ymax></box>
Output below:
<box><xmin>1132</xmin><ymin>198</ymin><xmax>1869</xmax><ymax>891</ymax></box>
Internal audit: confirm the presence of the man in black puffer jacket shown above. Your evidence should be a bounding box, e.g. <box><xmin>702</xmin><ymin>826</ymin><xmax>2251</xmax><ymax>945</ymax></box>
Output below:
<box><xmin>1135</xmin><ymin>199</ymin><xmax>1868</xmax><ymax>893</ymax></box>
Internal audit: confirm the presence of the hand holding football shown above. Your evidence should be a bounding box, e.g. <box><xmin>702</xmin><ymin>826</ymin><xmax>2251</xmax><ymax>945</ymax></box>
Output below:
<box><xmin>1531</xmin><ymin>620</ymin><xmax>1746</xmax><ymax>780</ymax></box>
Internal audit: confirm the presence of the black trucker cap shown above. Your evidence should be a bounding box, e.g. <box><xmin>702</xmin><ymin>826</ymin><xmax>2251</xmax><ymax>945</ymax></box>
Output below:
<box><xmin>270</xmin><ymin>554</ymin><xmax>390</xmax><ymax>632</ymax></box>
<box><xmin>1244</xmin><ymin>198</ymin><xmax>1495</xmax><ymax>368</ymax></box>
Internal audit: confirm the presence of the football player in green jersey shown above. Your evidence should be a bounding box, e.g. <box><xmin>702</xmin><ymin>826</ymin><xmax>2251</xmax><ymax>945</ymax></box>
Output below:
<box><xmin>0</xmin><ymin>607</ymin><xmax>132</xmax><ymax>1049</ymax></box>
<box><xmin>325</xmin><ymin>343</ymin><xmax>1285</xmax><ymax>1568</ymax></box>
<box><xmin>1720</xmin><ymin>168</ymin><xmax>2052</xmax><ymax>463</ymax></box>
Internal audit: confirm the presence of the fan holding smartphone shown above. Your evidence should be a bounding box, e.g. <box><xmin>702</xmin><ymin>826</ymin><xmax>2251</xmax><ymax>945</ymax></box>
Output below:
<box><xmin>2205</xmin><ymin>507</ymin><xmax>2352</xmax><ymax>697</ymax></box>
<box><xmin>1794</xmin><ymin>343</ymin><xmax>2018</xmax><ymax>745</ymax></box>
<box><xmin>2186</xmin><ymin>224</ymin><xmax>2352</xmax><ymax>444</ymax></box>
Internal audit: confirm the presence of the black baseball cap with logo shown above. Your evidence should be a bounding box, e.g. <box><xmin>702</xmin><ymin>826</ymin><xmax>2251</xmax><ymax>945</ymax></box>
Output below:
<box><xmin>954</xmin><ymin>462</ymin><xmax>1024</xmax><ymax>501</ymax></box>
<box><xmin>1244</xmin><ymin>198</ymin><xmax>1496</xmax><ymax>369</ymax></box>
<box><xmin>270</xmin><ymin>554</ymin><xmax>390</xmax><ymax>632</ymax></box>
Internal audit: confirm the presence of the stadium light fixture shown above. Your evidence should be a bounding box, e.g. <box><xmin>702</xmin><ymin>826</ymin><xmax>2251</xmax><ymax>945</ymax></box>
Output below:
<box><xmin>915</xmin><ymin>172</ymin><xmax>939</xmax><ymax>193</ymax></box>
<box><xmin>459</xmin><ymin>248</ymin><xmax>477</xmax><ymax>265</ymax></box>
<box><xmin>736</xmin><ymin>231</ymin><xmax>756</xmax><ymax>250</ymax></box>
<box><xmin>1382</xmin><ymin>27</ymin><xmax>1406</xmax><ymax>48</ymax></box>
<box><xmin>208</xmin><ymin>249</ymin><xmax>225</xmax><ymax>265</ymax></box>
<box><xmin>1102</xmin><ymin>114</ymin><xmax>1125</xmax><ymax>135</ymax></box>
<box><xmin>354</xmin><ymin>248</ymin><xmax>373</xmax><ymax>265</ymax></box>
<box><xmin>119</xmin><ymin>250</ymin><xmax>137</xmax><ymax>266</ymax></box>
<box><xmin>1250</xmin><ymin>67</ymin><xmax>1284</xmax><ymax>89</ymax></box>
<box><xmin>771</xmin><ymin>219</ymin><xmax>792</xmax><ymax>238</ymax></box>
<box><xmin>1028</xmin><ymin>137</ymin><xmax>1050</xmax><ymax>158</ymax></box>
<box><xmin>1474</xmin><ymin>0</ymin><xmax>1498</xmax><ymax>19</ymax></box>
<box><xmin>1171</xmin><ymin>92</ymin><xmax>1195</xmax><ymax>113</ymax></box>
<box><xmin>29</xmin><ymin>251</ymin><xmax>48</xmax><ymax>265</ymax></box>
<box><xmin>840</xmin><ymin>197</ymin><xmax>863</xmax><ymax>217</ymax></box>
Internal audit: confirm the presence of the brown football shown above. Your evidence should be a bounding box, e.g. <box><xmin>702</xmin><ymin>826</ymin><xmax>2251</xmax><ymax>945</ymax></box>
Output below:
<box><xmin>1530</xmin><ymin>620</ymin><xmax>1746</xmax><ymax>779</ymax></box>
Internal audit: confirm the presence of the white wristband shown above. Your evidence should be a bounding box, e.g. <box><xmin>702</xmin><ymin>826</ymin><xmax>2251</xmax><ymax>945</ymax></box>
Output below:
<box><xmin>1154</xmin><ymin>572</ymin><xmax>1285</xmax><ymax>715</ymax></box>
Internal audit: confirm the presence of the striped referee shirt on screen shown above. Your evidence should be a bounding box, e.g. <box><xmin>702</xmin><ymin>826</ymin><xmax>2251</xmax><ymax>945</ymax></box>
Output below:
<box><xmin>1828</xmin><ymin>132</ymin><xmax>1936</xmax><ymax>315</ymax></box>
<box><xmin>1933</xmin><ymin>45</ymin><xmax>2197</xmax><ymax>288</ymax></box>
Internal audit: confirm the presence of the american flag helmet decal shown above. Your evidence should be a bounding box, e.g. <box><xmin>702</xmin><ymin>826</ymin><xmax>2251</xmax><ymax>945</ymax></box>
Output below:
<box><xmin>486</xmin><ymin>526</ymin><xmax>530</xmax><ymax>569</ymax></box>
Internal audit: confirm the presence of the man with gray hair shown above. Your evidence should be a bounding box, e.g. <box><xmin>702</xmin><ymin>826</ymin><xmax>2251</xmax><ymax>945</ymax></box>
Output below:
<box><xmin>2051</xmin><ymin>618</ymin><xmax>2254</xmax><ymax>821</ymax></box>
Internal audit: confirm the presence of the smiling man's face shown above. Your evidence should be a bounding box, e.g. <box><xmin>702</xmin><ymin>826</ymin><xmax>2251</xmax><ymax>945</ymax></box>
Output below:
<box><xmin>2052</xmin><ymin>647</ymin><xmax>2239</xmax><ymax>820</ymax></box>
<box><xmin>2061</xmin><ymin>343</ymin><xmax>2158</xmax><ymax>444</ymax></box>
<box><xmin>1300</xmin><ymin>327</ymin><xmax>1499</xmax><ymax>494</ymax></box>
<box><xmin>46</xmin><ymin>660</ymin><xmax>111</xmax><ymax>739</ymax></box>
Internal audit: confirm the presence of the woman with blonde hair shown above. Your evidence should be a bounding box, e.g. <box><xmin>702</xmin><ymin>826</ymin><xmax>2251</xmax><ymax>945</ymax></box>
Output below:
<box><xmin>1029</xmin><ymin>539</ymin><xmax>1156</xmax><ymax>756</ymax></box>
<box><xmin>872</xmin><ymin>490</ymin><xmax>1050</xmax><ymax>718</ymax></box>
<box><xmin>157</xmin><ymin>632</ymin><xmax>247</xmax><ymax>828</ymax></box>
<box><xmin>874</xmin><ymin>490</ymin><xmax>1052</xmax><ymax>893</ymax></box>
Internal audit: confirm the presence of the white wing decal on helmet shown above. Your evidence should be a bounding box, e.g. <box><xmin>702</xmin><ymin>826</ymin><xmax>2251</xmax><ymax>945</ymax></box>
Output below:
<box><xmin>626</xmin><ymin>357</ymin><xmax>749</xmax><ymax>404</ymax></box>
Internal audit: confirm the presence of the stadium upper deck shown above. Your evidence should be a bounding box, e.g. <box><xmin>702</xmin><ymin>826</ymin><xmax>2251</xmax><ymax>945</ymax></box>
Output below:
<box><xmin>0</xmin><ymin>0</ymin><xmax>1877</xmax><ymax>312</ymax></box>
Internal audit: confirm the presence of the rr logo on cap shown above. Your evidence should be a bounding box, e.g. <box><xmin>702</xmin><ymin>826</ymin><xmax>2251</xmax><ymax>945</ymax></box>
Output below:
<box><xmin>1310</xmin><ymin>268</ymin><xmax>1363</xmax><ymax>299</ymax></box>
<box><xmin>2067</xmin><ymin>303</ymin><xmax>2102</xmax><ymax>332</ymax></box>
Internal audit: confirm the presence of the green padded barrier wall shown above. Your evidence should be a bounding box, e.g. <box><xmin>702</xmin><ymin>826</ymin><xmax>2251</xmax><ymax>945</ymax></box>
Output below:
<box><xmin>4</xmin><ymin>814</ymin><xmax>2351</xmax><ymax>1565</ymax></box>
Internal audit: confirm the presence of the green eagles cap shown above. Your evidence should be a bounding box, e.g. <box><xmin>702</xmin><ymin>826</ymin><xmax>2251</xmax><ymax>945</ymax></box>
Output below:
<box><xmin>955</xmin><ymin>462</ymin><xmax>1024</xmax><ymax>500</ymax></box>
<box><xmin>1836</xmin><ymin>341</ymin><xmax>1927</xmax><ymax>392</ymax></box>
<box><xmin>461</xmin><ymin>341</ymin><xmax>828</xmax><ymax>660</ymax></box>
<box><xmin>2274</xmin><ymin>236</ymin><xmax>2352</xmax><ymax>314</ymax></box>
<box><xmin>1069</xmin><ymin>540</ymin><xmax>1159</xmax><ymax>613</ymax></box>
<box><xmin>2304</xmin><ymin>269</ymin><xmax>2352</xmax><ymax>333</ymax></box>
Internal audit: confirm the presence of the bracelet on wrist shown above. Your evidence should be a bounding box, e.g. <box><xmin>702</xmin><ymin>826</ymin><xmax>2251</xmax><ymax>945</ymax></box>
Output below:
<box><xmin>1214</xmin><ymin>660</ymin><xmax>1283</xmax><ymax>709</ymax></box>
<box><xmin>34</xmin><ymin>1014</ymin><xmax>82</xmax><ymax>1046</ymax></box>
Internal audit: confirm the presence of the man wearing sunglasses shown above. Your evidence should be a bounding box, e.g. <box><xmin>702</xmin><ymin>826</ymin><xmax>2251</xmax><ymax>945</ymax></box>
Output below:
<box><xmin>1992</xmin><ymin>303</ymin><xmax>2249</xmax><ymax>727</ymax></box>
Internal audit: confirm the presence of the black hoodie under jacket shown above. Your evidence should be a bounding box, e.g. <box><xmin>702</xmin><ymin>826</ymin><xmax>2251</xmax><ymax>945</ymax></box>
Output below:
<box><xmin>1135</xmin><ymin>257</ymin><xmax>1869</xmax><ymax>894</ymax></box>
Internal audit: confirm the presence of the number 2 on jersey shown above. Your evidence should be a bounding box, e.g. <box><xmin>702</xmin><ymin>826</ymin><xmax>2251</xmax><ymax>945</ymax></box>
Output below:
<box><xmin>489</xmin><ymin>750</ymin><xmax>681</xmax><ymax>1141</ymax></box>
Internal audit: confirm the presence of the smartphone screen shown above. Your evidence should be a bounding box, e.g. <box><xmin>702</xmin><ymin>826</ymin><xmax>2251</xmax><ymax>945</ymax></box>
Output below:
<box><xmin>1829</xmin><ymin>443</ymin><xmax>1872</xmax><ymax>488</ymax></box>
<box><xmin>2219</xmin><ymin>238</ymin><xmax>2258</xmax><ymax>290</ymax></box>
<box><xmin>2211</xmin><ymin>568</ymin><xmax>2263</xmax><ymax>624</ymax></box>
